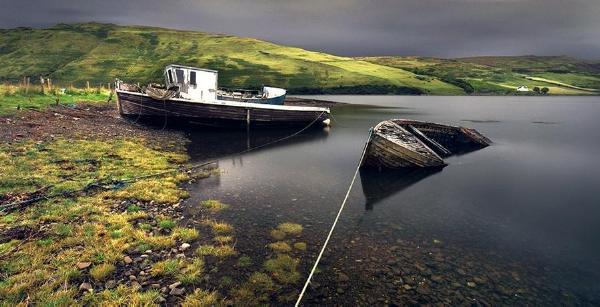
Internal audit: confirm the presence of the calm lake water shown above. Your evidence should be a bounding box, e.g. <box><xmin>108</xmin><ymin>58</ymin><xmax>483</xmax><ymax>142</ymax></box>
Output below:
<box><xmin>183</xmin><ymin>96</ymin><xmax>600</xmax><ymax>305</ymax></box>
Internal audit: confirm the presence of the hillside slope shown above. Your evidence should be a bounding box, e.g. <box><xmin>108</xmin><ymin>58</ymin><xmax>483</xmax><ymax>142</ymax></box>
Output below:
<box><xmin>359</xmin><ymin>56</ymin><xmax>600</xmax><ymax>95</ymax></box>
<box><xmin>0</xmin><ymin>23</ymin><xmax>462</xmax><ymax>95</ymax></box>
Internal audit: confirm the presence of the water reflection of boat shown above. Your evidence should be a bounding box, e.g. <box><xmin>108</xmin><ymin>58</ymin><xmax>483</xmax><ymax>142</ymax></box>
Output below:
<box><xmin>359</xmin><ymin>168</ymin><xmax>442</xmax><ymax>210</ymax></box>
<box><xmin>186</xmin><ymin>127</ymin><xmax>329</xmax><ymax>162</ymax></box>
<box><xmin>361</xmin><ymin>119</ymin><xmax>491</xmax><ymax>169</ymax></box>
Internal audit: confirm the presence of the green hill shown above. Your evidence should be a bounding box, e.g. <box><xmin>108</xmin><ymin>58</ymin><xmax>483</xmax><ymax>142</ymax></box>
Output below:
<box><xmin>358</xmin><ymin>56</ymin><xmax>600</xmax><ymax>95</ymax></box>
<box><xmin>1</xmin><ymin>23</ymin><xmax>598</xmax><ymax>95</ymax></box>
<box><xmin>0</xmin><ymin>23</ymin><xmax>462</xmax><ymax>95</ymax></box>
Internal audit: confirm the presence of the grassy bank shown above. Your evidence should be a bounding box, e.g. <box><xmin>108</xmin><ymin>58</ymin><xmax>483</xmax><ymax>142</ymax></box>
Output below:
<box><xmin>0</xmin><ymin>84</ymin><xmax>110</xmax><ymax>115</ymax></box>
<box><xmin>0</xmin><ymin>104</ymin><xmax>311</xmax><ymax>305</ymax></box>
<box><xmin>0</xmin><ymin>138</ymin><xmax>204</xmax><ymax>304</ymax></box>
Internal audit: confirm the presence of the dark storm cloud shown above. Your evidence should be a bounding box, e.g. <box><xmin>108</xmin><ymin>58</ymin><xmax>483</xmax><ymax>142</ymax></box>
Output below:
<box><xmin>1</xmin><ymin>0</ymin><xmax>599</xmax><ymax>59</ymax></box>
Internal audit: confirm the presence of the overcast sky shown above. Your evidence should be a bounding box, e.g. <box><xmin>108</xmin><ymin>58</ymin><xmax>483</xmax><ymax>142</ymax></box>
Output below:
<box><xmin>1</xmin><ymin>0</ymin><xmax>599</xmax><ymax>59</ymax></box>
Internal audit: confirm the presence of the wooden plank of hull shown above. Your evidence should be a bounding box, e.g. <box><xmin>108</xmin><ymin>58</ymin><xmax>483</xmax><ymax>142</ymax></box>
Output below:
<box><xmin>362</xmin><ymin>121</ymin><xmax>447</xmax><ymax>169</ymax></box>
<box><xmin>405</xmin><ymin>124</ymin><xmax>452</xmax><ymax>156</ymax></box>
<box><xmin>116</xmin><ymin>91</ymin><xmax>328</xmax><ymax>127</ymax></box>
<box><xmin>393</xmin><ymin>119</ymin><xmax>491</xmax><ymax>148</ymax></box>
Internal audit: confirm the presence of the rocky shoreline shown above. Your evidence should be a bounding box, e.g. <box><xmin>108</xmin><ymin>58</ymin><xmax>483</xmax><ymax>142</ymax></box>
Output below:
<box><xmin>0</xmin><ymin>98</ymin><xmax>334</xmax><ymax>305</ymax></box>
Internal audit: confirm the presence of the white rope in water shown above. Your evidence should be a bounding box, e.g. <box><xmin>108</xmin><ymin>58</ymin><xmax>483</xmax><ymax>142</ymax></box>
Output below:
<box><xmin>295</xmin><ymin>128</ymin><xmax>373</xmax><ymax>306</ymax></box>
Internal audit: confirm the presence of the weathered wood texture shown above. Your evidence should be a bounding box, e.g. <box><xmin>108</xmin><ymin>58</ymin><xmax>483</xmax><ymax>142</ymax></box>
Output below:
<box><xmin>394</xmin><ymin>119</ymin><xmax>491</xmax><ymax>153</ymax></box>
<box><xmin>116</xmin><ymin>90</ymin><xmax>329</xmax><ymax>127</ymax></box>
<box><xmin>362</xmin><ymin>121</ymin><xmax>447</xmax><ymax>169</ymax></box>
<box><xmin>362</xmin><ymin>119</ymin><xmax>491</xmax><ymax>170</ymax></box>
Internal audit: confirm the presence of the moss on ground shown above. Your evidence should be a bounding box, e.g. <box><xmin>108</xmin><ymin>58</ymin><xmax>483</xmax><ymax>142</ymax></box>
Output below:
<box><xmin>0</xmin><ymin>137</ymin><xmax>231</xmax><ymax>305</ymax></box>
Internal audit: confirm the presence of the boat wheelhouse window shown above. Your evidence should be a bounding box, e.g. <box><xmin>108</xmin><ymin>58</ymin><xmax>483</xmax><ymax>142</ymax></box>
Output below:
<box><xmin>175</xmin><ymin>69</ymin><xmax>185</xmax><ymax>84</ymax></box>
<box><xmin>190</xmin><ymin>71</ymin><xmax>197</xmax><ymax>85</ymax></box>
<box><xmin>167</xmin><ymin>70</ymin><xmax>174</xmax><ymax>84</ymax></box>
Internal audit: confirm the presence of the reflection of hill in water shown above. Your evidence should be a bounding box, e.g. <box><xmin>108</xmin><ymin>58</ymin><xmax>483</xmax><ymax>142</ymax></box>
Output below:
<box><xmin>359</xmin><ymin>168</ymin><xmax>442</xmax><ymax>210</ymax></box>
<box><xmin>185</xmin><ymin>127</ymin><xmax>330</xmax><ymax>162</ymax></box>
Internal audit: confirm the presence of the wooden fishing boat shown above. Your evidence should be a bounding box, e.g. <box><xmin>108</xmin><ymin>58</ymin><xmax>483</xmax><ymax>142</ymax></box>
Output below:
<box><xmin>115</xmin><ymin>64</ymin><xmax>330</xmax><ymax>127</ymax></box>
<box><xmin>361</xmin><ymin>119</ymin><xmax>491</xmax><ymax>170</ymax></box>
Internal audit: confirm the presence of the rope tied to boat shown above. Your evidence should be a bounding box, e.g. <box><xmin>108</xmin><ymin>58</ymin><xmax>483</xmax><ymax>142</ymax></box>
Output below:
<box><xmin>295</xmin><ymin>128</ymin><xmax>373</xmax><ymax>306</ymax></box>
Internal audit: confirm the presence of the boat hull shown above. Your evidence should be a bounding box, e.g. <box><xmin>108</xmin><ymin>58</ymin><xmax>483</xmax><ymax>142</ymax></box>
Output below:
<box><xmin>362</xmin><ymin>121</ymin><xmax>447</xmax><ymax>169</ymax></box>
<box><xmin>361</xmin><ymin>119</ymin><xmax>491</xmax><ymax>170</ymax></box>
<box><xmin>116</xmin><ymin>90</ymin><xmax>329</xmax><ymax>128</ymax></box>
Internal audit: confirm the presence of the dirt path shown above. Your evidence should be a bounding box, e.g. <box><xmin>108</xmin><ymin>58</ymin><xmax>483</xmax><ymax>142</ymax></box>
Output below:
<box><xmin>0</xmin><ymin>102</ymin><xmax>187</xmax><ymax>150</ymax></box>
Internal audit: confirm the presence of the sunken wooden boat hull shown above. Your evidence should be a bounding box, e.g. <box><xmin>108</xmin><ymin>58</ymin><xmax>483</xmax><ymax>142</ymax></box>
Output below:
<box><xmin>361</xmin><ymin>119</ymin><xmax>491</xmax><ymax>170</ymax></box>
<box><xmin>116</xmin><ymin>90</ymin><xmax>330</xmax><ymax>128</ymax></box>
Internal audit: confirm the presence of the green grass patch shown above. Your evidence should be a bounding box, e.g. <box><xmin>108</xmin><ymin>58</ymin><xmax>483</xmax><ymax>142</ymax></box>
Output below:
<box><xmin>276</xmin><ymin>222</ymin><xmax>303</xmax><ymax>235</ymax></box>
<box><xmin>264</xmin><ymin>254</ymin><xmax>301</xmax><ymax>284</ymax></box>
<box><xmin>237</xmin><ymin>256</ymin><xmax>253</xmax><ymax>267</ymax></box>
<box><xmin>172</xmin><ymin>227</ymin><xmax>199</xmax><ymax>242</ymax></box>
<box><xmin>293</xmin><ymin>242</ymin><xmax>307</xmax><ymax>251</ymax></box>
<box><xmin>270</xmin><ymin>229</ymin><xmax>286</xmax><ymax>240</ymax></box>
<box><xmin>90</xmin><ymin>263</ymin><xmax>116</xmax><ymax>281</ymax></box>
<box><xmin>181</xmin><ymin>289</ymin><xmax>220</xmax><ymax>307</ymax></box>
<box><xmin>196</xmin><ymin>244</ymin><xmax>236</xmax><ymax>258</ymax></box>
<box><xmin>200</xmin><ymin>199</ymin><xmax>229</xmax><ymax>213</ymax></box>
<box><xmin>268</xmin><ymin>241</ymin><xmax>292</xmax><ymax>253</ymax></box>
<box><xmin>202</xmin><ymin>220</ymin><xmax>234</xmax><ymax>235</ymax></box>
<box><xmin>151</xmin><ymin>259</ymin><xmax>182</xmax><ymax>277</ymax></box>
<box><xmin>158</xmin><ymin>218</ymin><xmax>176</xmax><ymax>230</ymax></box>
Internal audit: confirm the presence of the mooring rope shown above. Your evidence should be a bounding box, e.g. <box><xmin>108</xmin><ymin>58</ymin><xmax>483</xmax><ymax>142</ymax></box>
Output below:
<box><xmin>295</xmin><ymin>128</ymin><xmax>373</xmax><ymax>306</ymax></box>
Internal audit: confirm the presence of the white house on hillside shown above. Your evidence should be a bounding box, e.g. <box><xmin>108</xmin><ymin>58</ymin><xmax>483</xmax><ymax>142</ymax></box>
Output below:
<box><xmin>517</xmin><ymin>85</ymin><xmax>529</xmax><ymax>92</ymax></box>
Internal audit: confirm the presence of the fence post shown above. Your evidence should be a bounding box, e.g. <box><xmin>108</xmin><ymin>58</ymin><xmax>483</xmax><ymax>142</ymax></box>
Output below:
<box><xmin>40</xmin><ymin>76</ymin><xmax>45</xmax><ymax>95</ymax></box>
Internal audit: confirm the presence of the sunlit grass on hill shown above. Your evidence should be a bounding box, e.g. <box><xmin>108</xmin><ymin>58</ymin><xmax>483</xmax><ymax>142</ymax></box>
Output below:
<box><xmin>360</xmin><ymin>55</ymin><xmax>600</xmax><ymax>95</ymax></box>
<box><xmin>0</xmin><ymin>23</ymin><xmax>463</xmax><ymax>95</ymax></box>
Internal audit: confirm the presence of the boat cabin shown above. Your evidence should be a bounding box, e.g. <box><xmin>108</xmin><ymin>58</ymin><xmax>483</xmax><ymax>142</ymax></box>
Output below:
<box><xmin>164</xmin><ymin>65</ymin><xmax>218</xmax><ymax>101</ymax></box>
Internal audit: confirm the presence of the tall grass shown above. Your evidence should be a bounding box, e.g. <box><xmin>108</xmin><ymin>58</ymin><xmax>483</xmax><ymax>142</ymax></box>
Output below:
<box><xmin>0</xmin><ymin>82</ymin><xmax>111</xmax><ymax>115</ymax></box>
